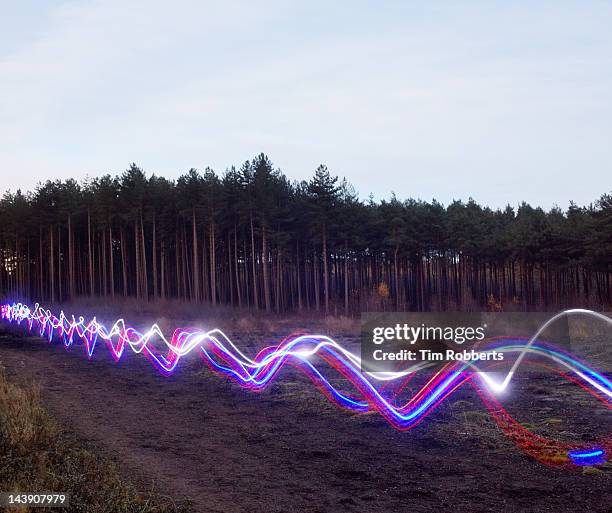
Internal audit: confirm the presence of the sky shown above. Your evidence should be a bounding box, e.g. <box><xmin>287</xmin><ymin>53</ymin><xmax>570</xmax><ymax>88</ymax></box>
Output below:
<box><xmin>1</xmin><ymin>0</ymin><xmax>611</xmax><ymax>209</ymax></box>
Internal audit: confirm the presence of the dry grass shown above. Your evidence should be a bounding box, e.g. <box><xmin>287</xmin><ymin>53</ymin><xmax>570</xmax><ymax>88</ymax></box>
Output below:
<box><xmin>0</xmin><ymin>373</ymin><xmax>57</xmax><ymax>455</ymax></box>
<box><xmin>0</xmin><ymin>366</ymin><xmax>193</xmax><ymax>513</ymax></box>
<box><xmin>569</xmin><ymin>312</ymin><xmax>611</xmax><ymax>339</ymax></box>
<box><xmin>323</xmin><ymin>315</ymin><xmax>360</xmax><ymax>336</ymax></box>
<box><xmin>21</xmin><ymin>296</ymin><xmax>364</xmax><ymax>338</ymax></box>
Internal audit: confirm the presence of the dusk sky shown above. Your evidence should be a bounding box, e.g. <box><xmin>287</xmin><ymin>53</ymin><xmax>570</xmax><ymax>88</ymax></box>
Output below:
<box><xmin>1</xmin><ymin>1</ymin><xmax>611</xmax><ymax>209</ymax></box>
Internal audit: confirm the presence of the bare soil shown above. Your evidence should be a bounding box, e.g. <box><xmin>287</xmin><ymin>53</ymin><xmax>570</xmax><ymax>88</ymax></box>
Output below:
<box><xmin>0</xmin><ymin>327</ymin><xmax>610</xmax><ymax>513</ymax></box>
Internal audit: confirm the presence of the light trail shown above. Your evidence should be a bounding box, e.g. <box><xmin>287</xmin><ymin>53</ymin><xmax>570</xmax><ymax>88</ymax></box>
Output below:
<box><xmin>1</xmin><ymin>302</ymin><xmax>610</xmax><ymax>468</ymax></box>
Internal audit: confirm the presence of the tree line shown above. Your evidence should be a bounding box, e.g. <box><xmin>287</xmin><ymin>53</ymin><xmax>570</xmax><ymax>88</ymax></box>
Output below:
<box><xmin>1</xmin><ymin>154</ymin><xmax>611</xmax><ymax>314</ymax></box>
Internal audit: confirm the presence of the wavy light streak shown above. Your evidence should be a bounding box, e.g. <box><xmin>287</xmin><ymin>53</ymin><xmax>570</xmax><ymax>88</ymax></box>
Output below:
<box><xmin>1</xmin><ymin>302</ymin><xmax>610</xmax><ymax>468</ymax></box>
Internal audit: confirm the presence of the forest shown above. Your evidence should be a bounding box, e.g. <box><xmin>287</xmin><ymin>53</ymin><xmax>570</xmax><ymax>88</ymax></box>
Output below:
<box><xmin>1</xmin><ymin>153</ymin><xmax>611</xmax><ymax>314</ymax></box>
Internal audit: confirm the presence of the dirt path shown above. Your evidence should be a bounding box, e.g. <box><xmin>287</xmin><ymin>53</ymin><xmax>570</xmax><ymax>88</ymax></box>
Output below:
<box><xmin>0</xmin><ymin>328</ymin><xmax>610</xmax><ymax>513</ymax></box>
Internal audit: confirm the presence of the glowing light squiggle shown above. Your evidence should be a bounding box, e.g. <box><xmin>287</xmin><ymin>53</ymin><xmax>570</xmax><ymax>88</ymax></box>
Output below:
<box><xmin>1</xmin><ymin>302</ymin><xmax>610</xmax><ymax>468</ymax></box>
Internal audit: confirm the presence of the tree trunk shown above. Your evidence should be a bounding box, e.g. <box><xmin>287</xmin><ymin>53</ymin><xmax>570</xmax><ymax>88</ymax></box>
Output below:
<box><xmin>68</xmin><ymin>214</ymin><xmax>75</xmax><ymax>298</ymax></box>
<box><xmin>322</xmin><ymin>225</ymin><xmax>329</xmax><ymax>314</ymax></box>
<box><xmin>101</xmin><ymin>229</ymin><xmax>107</xmax><ymax>296</ymax></box>
<box><xmin>192</xmin><ymin>208</ymin><xmax>199</xmax><ymax>302</ymax></box>
<box><xmin>296</xmin><ymin>241</ymin><xmax>303</xmax><ymax>310</ymax></box>
<box><xmin>120</xmin><ymin>226</ymin><xmax>128</xmax><ymax>297</ymax></box>
<box><xmin>250</xmin><ymin>213</ymin><xmax>258</xmax><ymax>309</ymax></box>
<box><xmin>394</xmin><ymin>246</ymin><xmax>399</xmax><ymax>309</ymax></box>
<box><xmin>39</xmin><ymin>226</ymin><xmax>44</xmax><ymax>299</ymax></box>
<box><xmin>109</xmin><ymin>224</ymin><xmax>115</xmax><ymax>298</ymax></box>
<box><xmin>160</xmin><ymin>240</ymin><xmax>166</xmax><ymax>299</ymax></box>
<box><xmin>140</xmin><ymin>213</ymin><xmax>148</xmax><ymax>300</ymax></box>
<box><xmin>134</xmin><ymin>221</ymin><xmax>141</xmax><ymax>299</ymax></box>
<box><xmin>345</xmin><ymin>245</ymin><xmax>349</xmax><ymax>315</ymax></box>
<box><xmin>262</xmin><ymin>225</ymin><xmax>271</xmax><ymax>312</ymax></box>
<box><xmin>57</xmin><ymin>225</ymin><xmax>62</xmax><ymax>302</ymax></box>
<box><xmin>209</xmin><ymin>223</ymin><xmax>216</xmax><ymax>305</ymax></box>
<box><xmin>313</xmin><ymin>251</ymin><xmax>320</xmax><ymax>311</ymax></box>
<box><xmin>88</xmin><ymin>209</ymin><xmax>94</xmax><ymax>295</ymax></box>
<box><xmin>234</xmin><ymin>227</ymin><xmax>242</xmax><ymax>308</ymax></box>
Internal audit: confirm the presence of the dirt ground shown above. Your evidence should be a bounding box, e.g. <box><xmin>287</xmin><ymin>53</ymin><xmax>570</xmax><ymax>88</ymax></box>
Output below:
<box><xmin>0</xmin><ymin>326</ymin><xmax>610</xmax><ymax>513</ymax></box>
